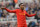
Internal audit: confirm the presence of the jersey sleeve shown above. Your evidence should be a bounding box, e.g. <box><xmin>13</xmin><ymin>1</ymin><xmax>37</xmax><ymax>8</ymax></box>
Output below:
<box><xmin>26</xmin><ymin>12</ymin><xmax>36</xmax><ymax>17</ymax></box>
<box><xmin>5</xmin><ymin>8</ymin><xmax>16</xmax><ymax>13</ymax></box>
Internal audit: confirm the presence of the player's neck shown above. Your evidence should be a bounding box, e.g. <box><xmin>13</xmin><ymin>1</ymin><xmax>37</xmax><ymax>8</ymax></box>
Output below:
<box><xmin>20</xmin><ymin>8</ymin><xmax>24</xmax><ymax>11</ymax></box>
<box><xmin>21</xmin><ymin>9</ymin><xmax>24</xmax><ymax>11</ymax></box>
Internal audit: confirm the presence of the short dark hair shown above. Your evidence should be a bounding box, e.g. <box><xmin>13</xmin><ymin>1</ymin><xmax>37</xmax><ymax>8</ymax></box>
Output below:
<box><xmin>19</xmin><ymin>3</ymin><xmax>23</xmax><ymax>7</ymax></box>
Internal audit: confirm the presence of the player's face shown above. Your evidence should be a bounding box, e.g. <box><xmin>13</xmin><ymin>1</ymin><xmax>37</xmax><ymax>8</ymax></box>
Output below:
<box><xmin>20</xmin><ymin>4</ymin><xmax>24</xmax><ymax>10</ymax></box>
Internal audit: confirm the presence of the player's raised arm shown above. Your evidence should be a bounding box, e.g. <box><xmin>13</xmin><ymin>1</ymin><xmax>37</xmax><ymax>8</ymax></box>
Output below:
<box><xmin>1</xmin><ymin>7</ymin><xmax>16</xmax><ymax>13</ymax></box>
<box><xmin>26</xmin><ymin>12</ymin><xmax>36</xmax><ymax>17</ymax></box>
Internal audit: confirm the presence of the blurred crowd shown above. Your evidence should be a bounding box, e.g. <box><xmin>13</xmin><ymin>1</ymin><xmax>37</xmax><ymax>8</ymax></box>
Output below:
<box><xmin>0</xmin><ymin>0</ymin><xmax>40</xmax><ymax>27</ymax></box>
<box><xmin>0</xmin><ymin>22</ymin><xmax>17</xmax><ymax>27</ymax></box>
<box><xmin>0</xmin><ymin>0</ymin><xmax>40</xmax><ymax>19</ymax></box>
<box><xmin>28</xmin><ymin>21</ymin><xmax>40</xmax><ymax>27</ymax></box>
<box><xmin>0</xmin><ymin>21</ymin><xmax>40</xmax><ymax>27</ymax></box>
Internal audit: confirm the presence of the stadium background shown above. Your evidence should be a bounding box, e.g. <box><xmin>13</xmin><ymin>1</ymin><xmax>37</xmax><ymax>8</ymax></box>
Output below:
<box><xmin>0</xmin><ymin>0</ymin><xmax>40</xmax><ymax>27</ymax></box>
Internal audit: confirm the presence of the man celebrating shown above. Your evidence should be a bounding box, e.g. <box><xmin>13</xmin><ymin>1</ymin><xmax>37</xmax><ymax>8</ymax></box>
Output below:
<box><xmin>1</xmin><ymin>3</ymin><xmax>36</xmax><ymax>27</ymax></box>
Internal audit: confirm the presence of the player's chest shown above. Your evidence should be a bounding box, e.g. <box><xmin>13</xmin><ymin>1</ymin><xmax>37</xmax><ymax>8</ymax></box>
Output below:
<box><xmin>17</xmin><ymin>10</ymin><xmax>26</xmax><ymax>16</ymax></box>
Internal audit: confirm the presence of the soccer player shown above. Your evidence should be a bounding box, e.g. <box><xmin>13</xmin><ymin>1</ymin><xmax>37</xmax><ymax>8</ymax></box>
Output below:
<box><xmin>1</xmin><ymin>3</ymin><xmax>36</xmax><ymax>27</ymax></box>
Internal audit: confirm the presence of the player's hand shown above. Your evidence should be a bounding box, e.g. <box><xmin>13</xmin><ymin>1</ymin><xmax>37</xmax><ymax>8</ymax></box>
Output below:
<box><xmin>1</xmin><ymin>7</ymin><xmax>5</xmax><ymax>9</ymax></box>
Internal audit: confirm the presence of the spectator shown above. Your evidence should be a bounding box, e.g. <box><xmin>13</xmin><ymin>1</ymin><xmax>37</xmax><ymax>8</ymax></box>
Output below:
<box><xmin>0</xmin><ymin>8</ymin><xmax>2</xmax><ymax>18</ymax></box>
<box><xmin>2</xmin><ymin>23</ymin><xmax>5</xmax><ymax>27</ymax></box>
<box><xmin>28</xmin><ymin>21</ymin><xmax>36</xmax><ymax>27</ymax></box>
<box><xmin>34</xmin><ymin>22</ymin><xmax>39</xmax><ymax>27</ymax></box>
<box><xmin>13</xmin><ymin>0</ymin><xmax>16</xmax><ymax>8</ymax></box>
<box><xmin>35</xmin><ymin>10</ymin><xmax>40</xmax><ymax>20</ymax></box>
<box><xmin>5</xmin><ymin>24</ymin><xmax>8</xmax><ymax>27</ymax></box>
<box><xmin>6</xmin><ymin>3</ymin><xmax>10</xmax><ymax>8</ymax></box>
<box><xmin>0</xmin><ymin>23</ymin><xmax>2</xmax><ymax>27</ymax></box>
<box><xmin>9</xmin><ymin>24</ymin><xmax>13</xmax><ymax>27</ymax></box>
<box><xmin>25</xmin><ymin>3</ymin><xmax>29</xmax><ymax>11</ymax></box>
<box><xmin>7</xmin><ymin>22</ymin><xmax>10</xmax><ymax>27</ymax></box>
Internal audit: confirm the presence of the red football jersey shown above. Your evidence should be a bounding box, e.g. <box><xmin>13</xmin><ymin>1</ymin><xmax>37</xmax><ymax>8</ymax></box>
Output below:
<box><xmin>5</xmin><ymin>8</ymin><xmax>36</xmax><ymax>27</ymax></box>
